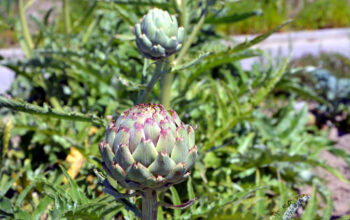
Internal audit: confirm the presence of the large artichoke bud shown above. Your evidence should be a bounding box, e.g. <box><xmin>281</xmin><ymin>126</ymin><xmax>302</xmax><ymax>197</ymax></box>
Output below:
<box><xmin>135</xmin><ymin>8</ymin><xmax>184</xmax><ymax>60</ymax></box>
<box><xmin>99</xmin><ymin>103</ymin><xmax>197</xmax><ymax>191</ymax></box>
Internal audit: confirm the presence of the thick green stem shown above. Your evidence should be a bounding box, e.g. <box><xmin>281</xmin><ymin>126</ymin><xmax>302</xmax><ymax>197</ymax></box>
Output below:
<box><xmin>142</xmin><ymin>189</ymin><xmax>158</xmax><ymax>220</ymax></box>
<box><xmin>180</xmin><ymin>0</ymin><xmax>187</xmax><ymax>30</ymax></box>
<box><xmin>63</xmin><ymin>0</ymin><xmax>71</xmax><ymax>47</ymax></box>
<box><xmin>159</xmin><ymin>0</ymin><xmax>188</xmax><ymax>108</ymax></box>
<box><xmin>137</xmin><ymin>60</ymin><xmax>165</xmax><ymax>104</ymax></box>
<box><xmin>141</xmin><ymin>58</ymin><xmax>149</xmax><ymax>84</ymax></box>
<box><xmin>0</xmin><ymin>96</ymin><xmax>106</xmax><ymax>126</ymax></box>
<box><xmin>19</xmin><ymin>0</ymin><xmax>34</xmax><ymax>55</ymax></box>
<box><xmin>160</xmin><ymin>66</ymin><xmax>173</xmax><ymax>109</ymax></box>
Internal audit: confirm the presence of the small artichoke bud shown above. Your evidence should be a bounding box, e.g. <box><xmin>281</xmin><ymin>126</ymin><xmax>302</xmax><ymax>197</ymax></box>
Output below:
<box><xmin>135</xmin><ymin>8</ymin><xmax>184</xmax><ymax>60</ymax></box>
<box><xmin>99</xmin><ymin>103</ymin><xmax>197</xmax><ymax>192</ymax></box>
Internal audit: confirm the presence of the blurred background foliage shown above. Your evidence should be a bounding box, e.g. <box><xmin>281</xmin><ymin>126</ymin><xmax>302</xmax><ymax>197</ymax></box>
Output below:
<box><xmin>218</xmin><ymin>0</ymin><xmax>350</xmax><ymax>34</ymax></box>
<box><xmin>0</xmin><ymin>0</ymin><xmax>350</xmax><ymax>219</ymax></box>
<box><xmin>2</xmin><ymin>0</ymin><xmax>350</xmax><ymax>47</ymax></box>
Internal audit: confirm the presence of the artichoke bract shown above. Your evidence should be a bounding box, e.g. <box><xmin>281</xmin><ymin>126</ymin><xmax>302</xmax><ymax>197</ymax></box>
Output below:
<box><xmin>135</xmin><ymin>8</ymin><xmax>184</xmax><ymax>60</ymax></box>
<box><xmin>99</xmin><ymin>103</ymin><xmax>197</xmax><ymax>191</ymax></box>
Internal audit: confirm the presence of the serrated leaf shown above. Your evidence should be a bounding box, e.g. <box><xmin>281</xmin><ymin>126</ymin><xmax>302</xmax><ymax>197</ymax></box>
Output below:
<box><xmin>0</xmin><ymin>196</ymin><xmax>13</xmax><ymax>214</ymax></box>
<box><xmin>206</xmin><ymin>10</ymin><xmax>262</xmax><ymax>24</ymax></box>
<box><xmin>171</xmin><ymin>52</ymin><xmax>211</xmax><ymax>73</ymax></box>
<box><xmin>15</xmin><ymin>209</ymin><xmax>31</xmax><ymax>220</ymax></box>
<box><xmin>59</xmin><ymin>165</ymin><xmax>88</xmax><ymax>204</ymax></box>
<box><xmin>227</xmin><ymin>20</ymin><xmax>292</xmax><ymax>54</ymax></box>
<box><xmin>212</xmin><ymin>187</ymin><xmax>267</xmax><ymax>217</ymax></box>
<box><xmin>238</xmin><ymin>133</ymin><xmax>255</xmax><ymax>154</ymax></box>
<box><xmin>186</xmin><ymin>51</ymin><xmax>258</xmax><ymax>90</ymax></box>
<box><xmin>281</xmin><ymin>105</ymin><xmax>308</xmax><ymax>139</ymax></box>
<box><xmin>0</xmin><ymin>171</ymin><xmax>22</xmax><ymax>197</ymax></box>
<box><xmin>275</xmin><ymin>80</ymin><xmax>328</xmax><ymax>105</ymax></box>
<box><xmin>251</xmin><ymin>57</ymin><xmax>289</xmax><ymax>106</ymax></box>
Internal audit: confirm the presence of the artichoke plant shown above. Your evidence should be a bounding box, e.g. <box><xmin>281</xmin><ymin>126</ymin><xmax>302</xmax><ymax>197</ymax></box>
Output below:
<box><xmin>135</xmin><ymin>8</ymin><xmax>184</xmax><ymax>60</ymax></box>
<box><xmin>99</xmin><ymin>103</ymin><xmax>197</xmax><ymax>192</ymax></box>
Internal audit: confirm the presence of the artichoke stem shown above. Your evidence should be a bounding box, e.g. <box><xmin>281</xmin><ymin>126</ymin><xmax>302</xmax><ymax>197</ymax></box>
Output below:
<box><xmin>138</xmin><ymin>60</ymin><xmax>165</xmax><ymax>104</ymax></box>
<box><xmin>160</xmin><ymin>57</ymin><xmax>173</xmax><ymax>108</ymax></box>
<box><xmin>160</xmin><ymin>71</ymin><xmax>173</xmax><ymax>109</ymax></box>
<box><xmin>142</xmin><ymin>189</ymin><xmax>158</xmax><ymax>220</ymax></box>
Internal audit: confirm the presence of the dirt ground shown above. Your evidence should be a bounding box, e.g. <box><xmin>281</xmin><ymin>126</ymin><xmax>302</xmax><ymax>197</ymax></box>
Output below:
<box><xmin>302</xmin><ymin>130</ymin><xmax>350</xmax><ymax>217</ymax></box>
<box><xmin>323</xmin><ymin>132</ymin><xmax>350</xmax><ymax>217</ymax></box>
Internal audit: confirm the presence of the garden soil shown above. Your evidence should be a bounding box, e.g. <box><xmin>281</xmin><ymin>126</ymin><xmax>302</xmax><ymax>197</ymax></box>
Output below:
<box><xmin>302</xmin><ymin>130</ymin><xmax>350</xmax><ymax>217</ymax></box>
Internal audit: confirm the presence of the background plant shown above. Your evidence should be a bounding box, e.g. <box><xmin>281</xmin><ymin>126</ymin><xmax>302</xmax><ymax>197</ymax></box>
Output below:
<box><xmin>284</xmin><ymin>53</ymin><xmax>350</xmax><ymax>134</ymax></box>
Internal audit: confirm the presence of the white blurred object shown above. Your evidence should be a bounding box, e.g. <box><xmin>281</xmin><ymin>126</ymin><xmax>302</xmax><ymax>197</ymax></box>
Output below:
<box><xmin>0</xmin><ymin>66</ymin><xmax>15</xmax><ymax>94</ymax></box>
<box><xmin>224</xmin><ymin>28</ymin><xmax>350</xmax><ymax>70</ymax></box>
<box><xmin>293</xmin><ymin>101</ymin><xmax>308</xmax><ymax>112</ymax></box>
<box><xmin>0</xmin><ymin>48</ymin><xmax>25</xmax><ymax>94</ymax></box>
<box><xmin>0</xmin><ymin>48</ymin><xmax>25</xmax><ymax>59</ymax></box>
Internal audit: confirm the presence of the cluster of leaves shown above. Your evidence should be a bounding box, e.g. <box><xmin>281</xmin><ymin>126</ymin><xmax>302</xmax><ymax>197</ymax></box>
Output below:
<box><xmin>1</xmin><ymin>0</ymin><xmax>350</xmax><ymax>219</ymax></box>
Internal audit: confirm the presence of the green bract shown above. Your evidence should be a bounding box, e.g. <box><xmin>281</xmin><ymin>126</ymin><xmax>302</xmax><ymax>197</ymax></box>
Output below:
<box><xmin>99</xmin><ymin>103</ymin><xmax>197</xmax><ymax>191</ymax></box>
<box><xmin>135</xmin><ymin>8</ymin><xmax>184</xmax><ymax>60</ymax></box>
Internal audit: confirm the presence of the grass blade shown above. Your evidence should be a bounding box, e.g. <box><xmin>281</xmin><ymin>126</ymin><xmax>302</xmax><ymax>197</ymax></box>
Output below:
<box><xmin>301</xmin><ymin>184</ymin><xmax>317</xmax><ymax>220</ymax></box>
<box><xmin>33</xmin><ymin>196</ymin><xmax>52</xmax><ymax>220</ymax></box>
<box><xmin>169</xmin><ymin>186</ymin><xmax>181</xmax><ymax>219</ymax></box>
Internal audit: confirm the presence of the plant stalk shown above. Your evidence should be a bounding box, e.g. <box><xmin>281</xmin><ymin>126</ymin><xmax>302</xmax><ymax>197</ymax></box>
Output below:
<box><xmin>159</xmin><ymin>0</ymin><xmax>188</xmax><ymax>109</ymax></box>
<box><xmin>137</xmin><ymin>60</ymin><xmax>165</xmax><ymax>104</ymax></box>
<box><xmin>63</xmin><ymin>0</ymin><xmax>71</xmax><ymax>47</ymax></box>
<box><xmin>160</xmin><ymin>71</ymin><xmax>173</xmax><ymax>109</ymax></box>
<box><xmin>180</xmin><ymin>0</ymin><xmax>188</xmax><ymax>30</ymax></box>
<box><xmin>19</xmin><ymin>0</ymin><xmax>34</xmax><ymax>55</ymax></box>
<box><xmin>142</xmin><ymin>189</ymin><xmax>158</xmax><ymax>220</ymax></box>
